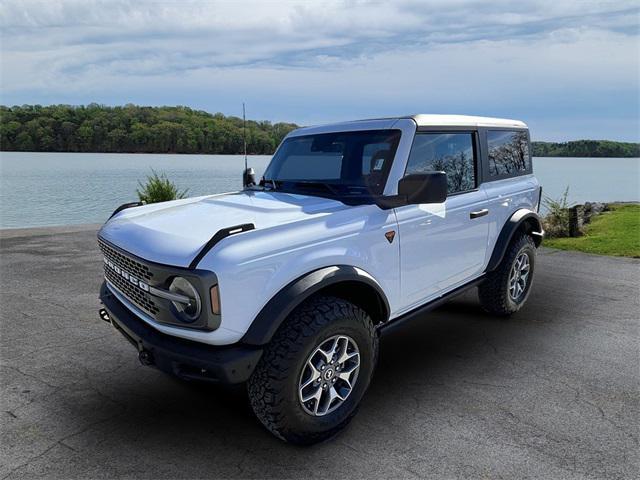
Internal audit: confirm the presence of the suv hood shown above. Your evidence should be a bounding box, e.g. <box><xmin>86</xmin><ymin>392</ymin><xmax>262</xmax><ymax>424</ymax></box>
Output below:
<box><xmin>98</xmin><ymin>191</ymin><xmax>349</xmax><ymax>268</ymax></box>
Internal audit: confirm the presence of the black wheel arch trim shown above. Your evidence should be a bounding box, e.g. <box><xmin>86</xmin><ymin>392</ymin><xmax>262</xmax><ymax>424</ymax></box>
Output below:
<box><xmin>241</xmin><ymin>265</ymin><xmax>390</xmax><ymax>346</ymax></box>
<box><xmin>486</xmin><ymin>209</ymin><xmax>543</xmax><ymax>272</ymax></box>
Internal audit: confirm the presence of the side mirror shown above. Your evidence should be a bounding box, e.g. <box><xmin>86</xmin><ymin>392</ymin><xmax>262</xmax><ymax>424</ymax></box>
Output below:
<box><xmin>243</xmin><ymin>167</ymin><xmax>256</xmax><ymax>188</ymax></box>
<box><xmin>398</xmin><ymin>172</ymin><xmax>447</xmax><ymax>204</ymax></box>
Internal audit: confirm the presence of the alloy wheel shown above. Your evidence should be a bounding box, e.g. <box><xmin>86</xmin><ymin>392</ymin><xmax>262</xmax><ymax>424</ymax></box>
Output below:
<box><xmin>298</xmin><ymin>335</ymin><xmax>361</xmax><ymax>416</ymax></box>
<box><xmin>508</xmin><ymin>252</ymin><xmax>530</xmax><ymax>301</ymax></box>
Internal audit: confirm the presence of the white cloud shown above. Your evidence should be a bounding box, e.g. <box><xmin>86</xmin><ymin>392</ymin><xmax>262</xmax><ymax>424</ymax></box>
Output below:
<box><xmin>0</xmin><ymin>0</ymin><xmax>638</xmax><ymax>139</ymax></box>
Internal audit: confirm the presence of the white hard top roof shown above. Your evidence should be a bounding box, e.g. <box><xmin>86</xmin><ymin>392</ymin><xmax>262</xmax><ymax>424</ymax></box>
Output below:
<box><xmin>408</xmin><ymin>114</ymin><xmax>526</xmax><ymax>128</ymax></box>
<box><xmin>288</xmin><ymin>114</ymin><xmax>527</xmax><ymax>138</ymax></box>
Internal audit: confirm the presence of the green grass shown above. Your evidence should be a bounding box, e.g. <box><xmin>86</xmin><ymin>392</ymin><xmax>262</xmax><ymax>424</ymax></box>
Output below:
<box><xmin>544</xmin><ymin>204</ymin><xmax>640</xmax><ymax>258</ymax></box>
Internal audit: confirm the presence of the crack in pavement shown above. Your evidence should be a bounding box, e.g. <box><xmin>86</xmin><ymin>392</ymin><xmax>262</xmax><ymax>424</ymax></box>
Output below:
<box><xmin>1</xmin><ymin>411</ymin><xmax>125</xmax><ymax>480</ymax></box>
<box><xmin>3</xmin><ymin>333</ymin><xmax>113</xmax><ymax>362</ymax></box>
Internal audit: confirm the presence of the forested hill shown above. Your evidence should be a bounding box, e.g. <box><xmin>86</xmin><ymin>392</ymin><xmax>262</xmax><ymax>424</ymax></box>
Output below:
<box><xmin>0</xmin><ymin>104</ymin><xmax>298</xmax><ymax>154</ymax></box>
<box><xmin>532</xmin><ymin>140</ymin><xmax>639</xmax><ymax>158</ymax></box>
<box><xmin>1</xmin><ymin>104</ymin><xmax>638</xmax><ymax>157</ymax></box>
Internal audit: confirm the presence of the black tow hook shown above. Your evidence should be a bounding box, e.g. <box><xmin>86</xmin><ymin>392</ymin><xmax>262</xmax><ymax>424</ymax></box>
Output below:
<box><xmin>138</xmin><ymin>350</ymin><xmax>154</xmax><ymax>366</ymax></box>
<box><xmin>98</xmin><ymin>308</ymin><xmax>111</xmax><ymax>323</ymax></box>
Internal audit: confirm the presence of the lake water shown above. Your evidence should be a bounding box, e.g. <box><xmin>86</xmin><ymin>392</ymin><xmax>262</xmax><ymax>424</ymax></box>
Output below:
<box><xmin>0</xmin><ymin>152</ymin><xmax>638</xmax><ymax>229</ymax></box>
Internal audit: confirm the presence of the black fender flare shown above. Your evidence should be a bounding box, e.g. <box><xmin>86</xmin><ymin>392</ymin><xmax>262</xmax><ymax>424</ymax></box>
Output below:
<box><xmin>486</xmin><ymin>209</ymin><xmax>544</xmax><ymax>272</ymax></box>
<box><xmin>241</xmin><ymin>265</ymin><xmax>390</xmax><ymax>346</ymax></box>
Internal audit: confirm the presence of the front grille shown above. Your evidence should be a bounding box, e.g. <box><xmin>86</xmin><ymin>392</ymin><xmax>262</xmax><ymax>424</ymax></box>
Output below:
<box><xmin>99</xmin><ymin>239</ymin><xmax>159</xmax><ymax>318</ymax></box>
<box><xmin>99</xmin><ymin>239</ymin><xmax>153</xmax><ymax>282</ymax></box>
<box><xmin>104</xmin><ymin>267</ymin><xmax>160</xmax><ymax>317</ymax></box>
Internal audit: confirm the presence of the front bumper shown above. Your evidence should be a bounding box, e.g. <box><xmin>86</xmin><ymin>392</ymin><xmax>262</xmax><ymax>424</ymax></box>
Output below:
<box><xmin>99</xmin><ymin>282</ymin><xmax>262</xmax><ymax>384</ymax></box>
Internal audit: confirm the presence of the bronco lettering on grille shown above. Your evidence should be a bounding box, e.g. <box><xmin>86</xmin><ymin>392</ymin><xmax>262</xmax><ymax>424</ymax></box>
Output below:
<box><xmin>104</xmin><ymin>258</ymin><xmax>150</xmax><ymax>292</ymax></box>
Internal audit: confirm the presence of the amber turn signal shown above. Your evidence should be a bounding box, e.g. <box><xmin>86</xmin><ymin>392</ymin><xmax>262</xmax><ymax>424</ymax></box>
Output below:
<box><xmin>210</xmin><ymin>284</ymin><xmax>221</xmax><ymax>315</ymax></box>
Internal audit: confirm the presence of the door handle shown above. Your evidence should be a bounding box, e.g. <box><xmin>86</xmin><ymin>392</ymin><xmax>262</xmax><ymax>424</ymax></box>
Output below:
<box><xmin>470</xmin><ymin>209</ymin><xmax>489</xmax><ymax>219</ymax></box>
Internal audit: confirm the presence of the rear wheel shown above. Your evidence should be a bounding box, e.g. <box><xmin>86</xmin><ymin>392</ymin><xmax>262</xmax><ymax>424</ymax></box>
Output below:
<box><xmin>479</xmin><ymin>233</ymin><xmax>536</xmax><ymax>316</ymax></box>
<box><xmin>247</xmin><ymin>296</ymin><xmax>377</xmax><ymax>445</ymax></box>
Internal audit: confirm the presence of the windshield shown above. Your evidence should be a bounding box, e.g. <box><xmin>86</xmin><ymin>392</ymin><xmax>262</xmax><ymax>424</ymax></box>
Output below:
<box><xmin>261</xmin><ymin>129</ymin><xmax>401</xmax><ymax>198</ymax></box>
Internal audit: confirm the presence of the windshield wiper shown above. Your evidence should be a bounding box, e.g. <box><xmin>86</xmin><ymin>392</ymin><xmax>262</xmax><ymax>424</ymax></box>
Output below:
<box><xmin>260</xmin><ymin>179</ymin><xmax>281</xmax><ymax>191</ymax></box>
<box><xmin>293</xmin><ymin>181</ymin><xmax>341</xmax><ymax>196</ymax></box>
<box><xmin>259</xmin><ymin>179</ymin><xmax>343</xmax><ymax>198</ymax></box>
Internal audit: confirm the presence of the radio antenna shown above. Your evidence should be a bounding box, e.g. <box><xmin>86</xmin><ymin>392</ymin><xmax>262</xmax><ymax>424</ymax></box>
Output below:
<box><xmin>241</xmin><ymin>103</ymin><xmax>255</xmax><ymax>188</ymax></box>
<box><xmin>242</xmin><ymin>102</ymin><xmax>248</xmax><ymax>171</ymax></box>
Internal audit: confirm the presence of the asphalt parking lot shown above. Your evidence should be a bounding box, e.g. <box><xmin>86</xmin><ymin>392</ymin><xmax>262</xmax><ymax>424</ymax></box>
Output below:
<box><xmin>1</xmin><ymin>225</ymin><xmax>638</xmax><ymax>479</ymax></box>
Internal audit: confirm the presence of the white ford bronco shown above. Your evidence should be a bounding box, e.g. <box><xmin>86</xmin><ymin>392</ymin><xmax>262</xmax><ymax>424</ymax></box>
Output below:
<box><xmin>98</xmin><ymin>114</ymin><xmax>543</xmax><ymax>444</ymax></box>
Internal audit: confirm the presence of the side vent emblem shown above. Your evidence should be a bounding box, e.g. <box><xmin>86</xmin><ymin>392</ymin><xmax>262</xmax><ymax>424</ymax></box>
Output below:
<box><xmin>385</xmin><ymin>230</ymin><xmax>396</xmax><ymax>244</ymax></box>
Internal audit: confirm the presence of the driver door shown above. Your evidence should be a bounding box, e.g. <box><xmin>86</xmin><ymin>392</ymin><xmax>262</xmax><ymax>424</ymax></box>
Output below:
<box><xmin>395</xmin><ymin>131</ymin><xmax>490</xmax><ymax>311</ymax></box>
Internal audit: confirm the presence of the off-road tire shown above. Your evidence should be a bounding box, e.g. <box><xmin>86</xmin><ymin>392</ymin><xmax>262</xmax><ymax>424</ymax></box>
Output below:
<box><xmin>479</xmin><ymin>233</ymin><xmax>536</xmax><ymax>316</ymax></box>
<box><xmin>247</xmin><ymin>295</ymin><xmax>377</xmax><ymax>445</ymax></box>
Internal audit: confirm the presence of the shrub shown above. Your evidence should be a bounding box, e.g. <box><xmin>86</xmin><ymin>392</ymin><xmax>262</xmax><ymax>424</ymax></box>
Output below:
<box><xmin>542</xmin><ymin>186</ymin><xmax>572</xmax><ymax>238</ymax></box>
<box><xmin>136</xmin><ymin>169</ymin><xmax>188</xmax><ymax>204</ymax></box>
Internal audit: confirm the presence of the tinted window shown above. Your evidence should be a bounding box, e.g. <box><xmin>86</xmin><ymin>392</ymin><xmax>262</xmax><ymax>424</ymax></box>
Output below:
<box><xmin>487</xmin><ymin>130</ymin><xmax>530</xmax><ymax>177</ymax></box>
<box><xmin>405</xmin><ymin>133</ymin><xmax>476</xmax><ymax>194</ymax></box>
<box><xmin>264</xmin><ymin>130</ymin><xmax>401</xmax><ymax>195</ymax></box>
<box><xmin>271</xmin><ymin>137</ymin><xmax>343</xmax><ymax>180</ymax></box>
<box><xmin>362</xmin><ymin>142</ymin><xmax>391</xmax><ymax>174</ymax></box>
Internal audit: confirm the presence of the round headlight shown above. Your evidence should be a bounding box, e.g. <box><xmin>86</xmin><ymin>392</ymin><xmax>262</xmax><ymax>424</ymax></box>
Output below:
<box><xmin>169</xmin><ymin>277</ymin><xmax>201</xmax><ymax>321</ymax></box>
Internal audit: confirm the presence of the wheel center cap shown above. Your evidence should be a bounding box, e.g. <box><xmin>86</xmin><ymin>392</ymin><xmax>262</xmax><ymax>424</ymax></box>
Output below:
<box><xmin>324</xmin><ymin>369</ymin><xmax>334</xmax><ymax>380</ymax></box>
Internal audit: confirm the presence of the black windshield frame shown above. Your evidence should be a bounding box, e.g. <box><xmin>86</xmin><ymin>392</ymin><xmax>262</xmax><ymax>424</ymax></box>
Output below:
<box><xmin>261</xmin><ymin>129</ymin><xmax>402</xmax><ymax>201</ymax></box>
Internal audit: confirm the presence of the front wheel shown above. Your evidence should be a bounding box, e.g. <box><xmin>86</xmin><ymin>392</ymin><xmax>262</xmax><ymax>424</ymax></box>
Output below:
<box><xmin>247</xmin><ymin>296</ymin><xmax>377</xmax><ymax>445</ymax></box>
<box><xmin>479</xmin><ymin>233</ymin><xmax>536</xmax><ymax>316</ymax></box>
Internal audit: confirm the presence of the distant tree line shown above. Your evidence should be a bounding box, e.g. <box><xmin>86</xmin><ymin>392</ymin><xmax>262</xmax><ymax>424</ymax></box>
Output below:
<box><xmin>1</xmin><ymin>104</ymin><xmax>638</xmax><ymax>157</ymax></box>
<box><xmin>532</xmin><ymin>140</ymin><xmax>640</xmax><ymax>158</ymax></box>
<box><xmin>0</xmin><ymin>104</ymin><xmax>298</xmax><ymax>154</ymax></box>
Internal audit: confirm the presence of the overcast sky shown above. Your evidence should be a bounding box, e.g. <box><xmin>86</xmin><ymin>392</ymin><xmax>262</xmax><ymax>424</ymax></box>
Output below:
<box><xmin>1</xmin><ymin>0</ymin><xmax>638</xmax><ymax>141</ymax></box>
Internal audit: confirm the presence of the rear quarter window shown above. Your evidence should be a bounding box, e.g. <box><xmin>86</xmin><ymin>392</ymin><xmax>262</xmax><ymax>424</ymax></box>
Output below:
<box><xmin>487</xmin><ymin>130</ymin><xmax>531</xmax><ymax>179</ymax></box>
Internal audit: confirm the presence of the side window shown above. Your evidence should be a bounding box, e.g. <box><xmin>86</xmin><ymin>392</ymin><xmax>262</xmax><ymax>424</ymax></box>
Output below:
<box><xmin>405</xmin><ymin>133</ymin><xmax>476</xmax><ymax>194</ymax></box>
<box><xmin>487</xmin><ymin>130</ymin><xmax>531</xmax><ymax>178</ymax></box>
